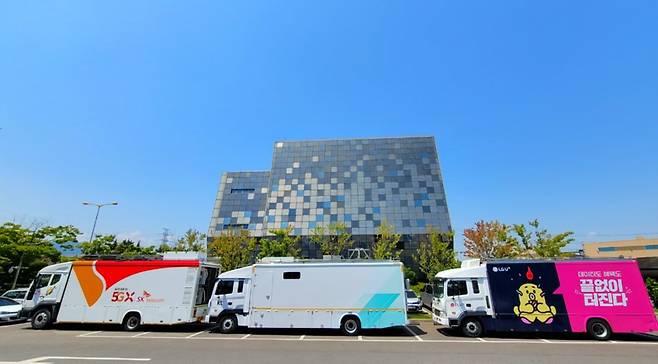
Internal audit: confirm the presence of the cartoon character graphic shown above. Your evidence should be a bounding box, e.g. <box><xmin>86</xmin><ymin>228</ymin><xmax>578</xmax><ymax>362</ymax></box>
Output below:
<box><xmin>513</xmin><ymin>267</ymin><xmax>557</xmax><ymax>324</ymax></box>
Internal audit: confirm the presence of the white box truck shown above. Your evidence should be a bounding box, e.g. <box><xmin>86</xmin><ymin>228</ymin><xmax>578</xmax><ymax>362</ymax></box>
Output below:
<box><xmin>205</xmin><ymin>258</ymin><xmax>407</xmax><ymax>336</ymax></box>
<box><xmin>21</xmin><ymin>254</ymin><xmax>219</xmax><ymax>331</ymax></box>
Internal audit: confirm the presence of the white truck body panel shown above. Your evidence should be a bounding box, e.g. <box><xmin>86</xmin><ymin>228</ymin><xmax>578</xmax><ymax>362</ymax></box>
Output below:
<box><xmin>23</xmin><ymin>259</ymin><xmax>219</xmax><ymax>326</ymax></box>
<box><xmin>207</xmin><ymin>260</ymin><xmax>407</xmax><ymax>330</ymax></box>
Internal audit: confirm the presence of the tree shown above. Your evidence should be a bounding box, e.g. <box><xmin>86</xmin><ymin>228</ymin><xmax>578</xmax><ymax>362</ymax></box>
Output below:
<box><xmin>173</xmin><ymin>229</ymin><xmax>207</xmax><ymax>252</ymax></box>
<box><xmin>0</xmin><ymin>222</ymin><xmax>81</xmax><ymax>289</ymax></box>
<box><xmin>645</xmin><ymin>277</ymin><xmax>658</xmax><ymax>309</ymax></box>
<box><xmin>79</xmin><ymin>235</ymin><xmax>156</xmax><ymax>257</ymax></box>
<box><xmin>156</xmin><ymin>242</ymin><xmax>172</xmax><ymax>253</ymax></box>
<box><xmin>207</xmin><ymin>229</ymin><xmax>257</xmax><ymax>271</ymax></box>
<box><xmin>463</xmin><ymin>220</ymin><xmax>518</xmax><ymax>259</ymax></box>
<box><xmin>309</xmin><ymin>222</ymin><xmax>353</xmax><ymax>256</ymax></box>
<box><xmin>258</xmin><ymin>226</ymin><xmax>301</xmax><ymax>259</ymax></box>
<box><xmin>416</xmin><ymin>228</ymin><xmax>459</xmax><ymax>281</ymax></box>
<box><xmin>372</xmin><ymin>220</ymin><xmax>401</xmax><ymax>260</ymax></box>
<box><xmin>511</xmin><ymin>219</ymin><xmax>574</xmax><ymax>258</ymax></box>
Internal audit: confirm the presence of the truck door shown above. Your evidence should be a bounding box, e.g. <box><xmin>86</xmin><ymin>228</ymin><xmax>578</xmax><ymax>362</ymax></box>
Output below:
<box><xmin>211</xmin><ymin>280</ymin><xmax>235</xmax><ymax>317</ymax></box>
<box><xmin>446</xmin><ymin>280</ymin><xmax>468</xmax><ymax>322</ymax></box>
<box><xmin>25</xmin><ymin>273</ymin><xmax>53</xmax><ymax>309</ymax></box>
<box><xmin>229</xmin><ymin>279</ymin><xmax>248</xmax><ymax>313</ymax></box>
<box><xmin>41</xmin><ymin>273</ymin><xmax>65</xmax><ymax>304</ymax></box>
<box><xmin>250</xmin><ymin>269</ymin><xmax>273</xmax><ymax>328</ymax></box>
<box><xmin>463</xmin><ymin>279</ymin><xmax>488</xmax><ymax>313</ymax></box>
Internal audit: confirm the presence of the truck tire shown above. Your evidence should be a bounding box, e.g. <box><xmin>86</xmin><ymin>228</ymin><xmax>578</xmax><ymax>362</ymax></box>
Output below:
<box><xmin>122</xmin><ymin>313</ymin><xmax>142</xmax><ymax>331</ymax></box>
<box><xmin>340</xmin><ymin>316</ymin><xmax>361</xmax><ymax>336</ymax></box>
<box><xmin>31</xmin><ymin>308</ymin><xmax>52</xmax><ymax>330</ymax></box>
<box><xmin>218</xmin><ymin>314</ymin><xmax>238</xmax><ymax>334</ymax></box>
<box><xmin>461</xmin><ymin>318</ymin><xmax>483</xmax><ymax>338</ymax></box>
<box><xmin>587</xmin><ymin>319</ymin><xmax>611</xmax><ymax>341</ymax></box>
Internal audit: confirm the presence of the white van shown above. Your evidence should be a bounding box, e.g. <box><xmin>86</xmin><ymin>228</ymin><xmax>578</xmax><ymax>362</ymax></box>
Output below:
<box><xmin>22</xmin><ymin>253</ymin><xmax>219</xmax><ymax>331</ymax></box>
<box><xmin>206</xmin><ymin>258</ymin><xmax>407</xmax><ymax>336</ymax></box>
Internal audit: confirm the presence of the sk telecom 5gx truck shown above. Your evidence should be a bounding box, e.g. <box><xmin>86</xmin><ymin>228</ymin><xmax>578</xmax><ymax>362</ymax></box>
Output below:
<box><xmin>432</xmin><ymin>259</ymin><xmax>658</xmax><ymax>340</ymax></box>
<box><xmin>206</xmin><ymin>258</ymin><xmax>407</xmax><ymax>336</ymax></box>
<box><xmin>21</xmin><ymin>253</ymin><xmax>219</xmax><ymax>330</ymax></box>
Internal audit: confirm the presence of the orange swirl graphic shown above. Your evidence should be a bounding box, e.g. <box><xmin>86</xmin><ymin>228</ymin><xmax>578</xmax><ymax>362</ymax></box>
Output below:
<box><xmin>72</xmin><ymin>262</ymin><xmax>104</xmax><ymax>306</ymax></box>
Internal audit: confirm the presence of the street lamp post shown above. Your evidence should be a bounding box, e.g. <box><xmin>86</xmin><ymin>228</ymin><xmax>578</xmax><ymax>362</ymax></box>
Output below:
<box><xmin>82</xmin><ymin>201</ymin><xmax>118</xmax><ymax>244</ymax></box>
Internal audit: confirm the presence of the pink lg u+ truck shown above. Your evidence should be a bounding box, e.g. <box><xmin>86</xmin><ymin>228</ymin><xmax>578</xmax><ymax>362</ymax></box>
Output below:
<box><xmin>431</xmin><ymin>259</ymin><xmax>658</xmax><ymax>340</ymax></box>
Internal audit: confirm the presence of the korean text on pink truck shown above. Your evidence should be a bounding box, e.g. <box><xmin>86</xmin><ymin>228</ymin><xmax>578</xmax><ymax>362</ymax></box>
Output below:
<box><xmin>431</xmin><ymin>259</ymin><xmax>658</xmax><ymax>340</ymax></box>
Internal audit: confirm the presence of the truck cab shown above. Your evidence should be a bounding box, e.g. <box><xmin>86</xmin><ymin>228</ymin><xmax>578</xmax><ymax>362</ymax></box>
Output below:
<box><xmin>432</xmin><ymin>259</ymin><xmax>493</xmax><ymax>337</ymax></box>
<box><xmin>206</xmin><ymin>266</ymin><xmax>252</xmax><ymax>333</ymax></box>
<box><xmin>21</xmin><ymin>262</ymin><xmax>71</xmax><ymax>327</ymax></box>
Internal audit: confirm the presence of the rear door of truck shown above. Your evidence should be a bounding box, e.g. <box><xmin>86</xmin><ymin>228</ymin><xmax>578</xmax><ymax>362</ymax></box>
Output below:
<box><xmin>249</xmin><ymin>268</ymin><xmax>273</xmax><ymax>328</ymax></box>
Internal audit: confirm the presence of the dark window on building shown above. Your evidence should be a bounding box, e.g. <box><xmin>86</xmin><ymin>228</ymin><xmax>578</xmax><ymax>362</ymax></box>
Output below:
<box><xmin>447</xmin><ymin>280</ymin><xmax>468</xmax><ymax>296</ymax></box>
<box><xmin>472</xmin><ymin>280</ymin><xmax>480</xmax><ymax>294</ymax></box>
<box><xmin>215</xmin><ymin>280</ymin><xmax>234</xmax><ymax>295</ymax></box>
<box><xmin>224</xmin><ymin>224</ymin><xmax>249</xmax><ymax>230</ymax></box>
<box><xmin>230</xmin><ymin>188</ymin><xmax>255</xmax><ymax>194</ymax></box>
<box><xmin>237</xmin><ymin>280</ymin><xmax>244</xmax><ymax>293</ymax></box>
<box><xmin>283</xmin><ymin>272</ymin><xmax>301</xmax><ymax>280</ymax></box>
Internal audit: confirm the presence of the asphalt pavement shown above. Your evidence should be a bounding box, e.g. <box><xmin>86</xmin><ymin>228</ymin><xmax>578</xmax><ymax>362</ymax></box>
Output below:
<box><xmin>1</xmin><ymin>319</ymin><xmax>657</xmax><ymax>364</ymax></box>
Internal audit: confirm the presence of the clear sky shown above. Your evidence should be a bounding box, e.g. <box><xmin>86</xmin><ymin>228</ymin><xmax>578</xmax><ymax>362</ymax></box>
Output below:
<box><xmin>1</xmin><ymin>1</ymin><xmax>657</xmax><ymax>253</ymax></box>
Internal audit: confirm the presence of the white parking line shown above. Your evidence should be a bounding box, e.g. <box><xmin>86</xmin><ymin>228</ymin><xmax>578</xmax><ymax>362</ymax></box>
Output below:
<box><xmin>541</xmin><ymin>339</ymin><xmax>551</xmax><ymax>343</ymax></box>
<box><xmin>299</xmin><ymin>335</ymin><xmax>305</xmax><ymax>340</ymax></box>
<box><xmin>185</xmin><ymin>331</ymin><xmax>206</xmax><ymax>339</ymax></box>
<box><xmin>0</xmin><ymin>323</ymin><xmax>30</xmax><ymax>329</ymax></box>
<box><xmin>358</xmin><ymin>335</ymin><xmax>363</xmax><ymax>341</ymax></box>
<box><xmin>404</xmin><ymin>325</ymin><xmax>423</xmax><ymax>341</ymax></box>
<box><xmin>22</xmin><ymin>356</ymin><xmax>150</xmax><ymax>362</ymax></box>
<box><xmin>77</xmin><ymin>331</ymin><xmax>103</xmax><ymax>337</ymax></box>
<box><xmin>132</xmin><ymin>332</ymin><xmax>150</xmax><ymax>338</ymax></box>
<box><xmin>477</xmin><ymin>337</ymin><xmax>486</xmax><ymax>342</ymax></box>
<box><xmin>240</xmin><ymin>334</ymin><xmax>251</xmax><ymax>340</ymax></box>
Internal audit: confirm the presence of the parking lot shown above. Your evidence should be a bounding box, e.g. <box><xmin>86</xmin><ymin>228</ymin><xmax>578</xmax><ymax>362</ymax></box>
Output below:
<box><xmin>2</xmin><ymin>319</ymin><xmax>658</xmax><ymax>364</ymax></box>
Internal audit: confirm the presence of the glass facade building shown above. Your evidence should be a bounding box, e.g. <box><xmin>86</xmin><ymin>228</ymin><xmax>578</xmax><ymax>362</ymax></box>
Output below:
<box><xmin>209</xmin><ymin>136</ymin><xmax>452</xmax><ymax>265</ymax></box>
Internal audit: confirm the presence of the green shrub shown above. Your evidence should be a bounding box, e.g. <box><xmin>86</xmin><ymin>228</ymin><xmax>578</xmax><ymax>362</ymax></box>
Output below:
<box><xmin>410</xmin><ymin>282</ymin><xmax>426</xmax><ymax>296</ymax></box>
<box><xmin>646</xmin><ymin>277</ymin><xmax>658</xmax><ymax>309</ymax></box>
<box><xmin>403</xmin><ymin>266</ymin><xmax>417</xmax><ymax>283</ymax></box>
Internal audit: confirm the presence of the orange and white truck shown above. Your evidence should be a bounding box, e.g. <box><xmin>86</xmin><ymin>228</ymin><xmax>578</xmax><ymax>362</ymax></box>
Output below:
<box><xmin>21</xmin><ymin>253</ymin><xmax>219</xmax><ymax>331</ymax></box>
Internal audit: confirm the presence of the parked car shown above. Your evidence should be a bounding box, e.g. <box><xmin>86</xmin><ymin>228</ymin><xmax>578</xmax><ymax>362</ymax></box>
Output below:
<box><xmin>1</xmin><ymin>288</ymin><xmax>28</xmax><ymax>304</ymax></box>
<box><xmin>0</xmin><ymin>297</ymin><xmax>23</xmax><ymax>322</ymax></box>
<box><xmin>406</xmin><ymin>289</ymin><xmax>422</xmax><ymax>312</ymax></box>
<box><xmin>420</xmin><ymin>284</ymin><xmax>433</xmax><ymax>308</ymax></box>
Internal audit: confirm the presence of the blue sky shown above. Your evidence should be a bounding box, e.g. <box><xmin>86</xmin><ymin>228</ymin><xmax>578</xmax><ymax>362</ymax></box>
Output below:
<box><xmin>1</xmin><ymin>1</ymin><xmax>657</xmax><ymax>253</ymax></box>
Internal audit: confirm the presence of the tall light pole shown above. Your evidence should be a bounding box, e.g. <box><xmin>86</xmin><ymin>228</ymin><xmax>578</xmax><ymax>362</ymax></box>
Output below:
<box><xmin>82</xmin><ymin>201</ymin><xmax>118</xmax><ymax>244</ymax></box>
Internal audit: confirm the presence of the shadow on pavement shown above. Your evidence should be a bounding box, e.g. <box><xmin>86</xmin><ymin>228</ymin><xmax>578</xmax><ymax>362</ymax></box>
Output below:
<box><xmin>434</xmin><ymin>326</ymin><xmax>658</xmax><ymax>342</ymax></box>
<box><xmin>52</xmin><ymin>322</ymin><xmax>210</xmax><ymax>333</ymax></box>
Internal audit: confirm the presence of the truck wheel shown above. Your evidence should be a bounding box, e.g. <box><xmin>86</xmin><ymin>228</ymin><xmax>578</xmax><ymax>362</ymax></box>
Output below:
<box><xmin>122</xmin><ymin>313</ymin><xmax>142</xmax><ymax>331</ymax></box>
<box><xmin>461</xmin><ymin>318</ymin><xmax>483</xmax><ymax>338</ymax></box>
<box><xmin>587</xmin><ymin>319</ymin><xmax>611</xmax><ymax>341</ymax></box>
<box><xmin>31</xmin><ymin>308</ymin><xmax>52</xmax><ymax>330</ymax></box>
<box><xmin>341</xmin><ymin>316</ymin><xmax>361</xmax><ymax>336</ymax></box>
<box><xmin>218</xmin><ymin>314</ymin><xmax>238</xmax><ymax>334</ymax></box>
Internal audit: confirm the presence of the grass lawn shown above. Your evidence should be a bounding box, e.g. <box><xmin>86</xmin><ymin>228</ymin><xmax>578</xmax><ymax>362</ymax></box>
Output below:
<box><xmin>408</xmin><ymin>311</ymin><xmax>432</xmax><ymax>321</ymax></box>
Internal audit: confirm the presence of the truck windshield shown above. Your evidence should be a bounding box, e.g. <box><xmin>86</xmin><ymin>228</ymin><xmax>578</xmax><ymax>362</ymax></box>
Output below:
<box><xmin>433</xmin><ymin>278</ymin><xmax>446</xmax><ymax>299</ymax></box>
